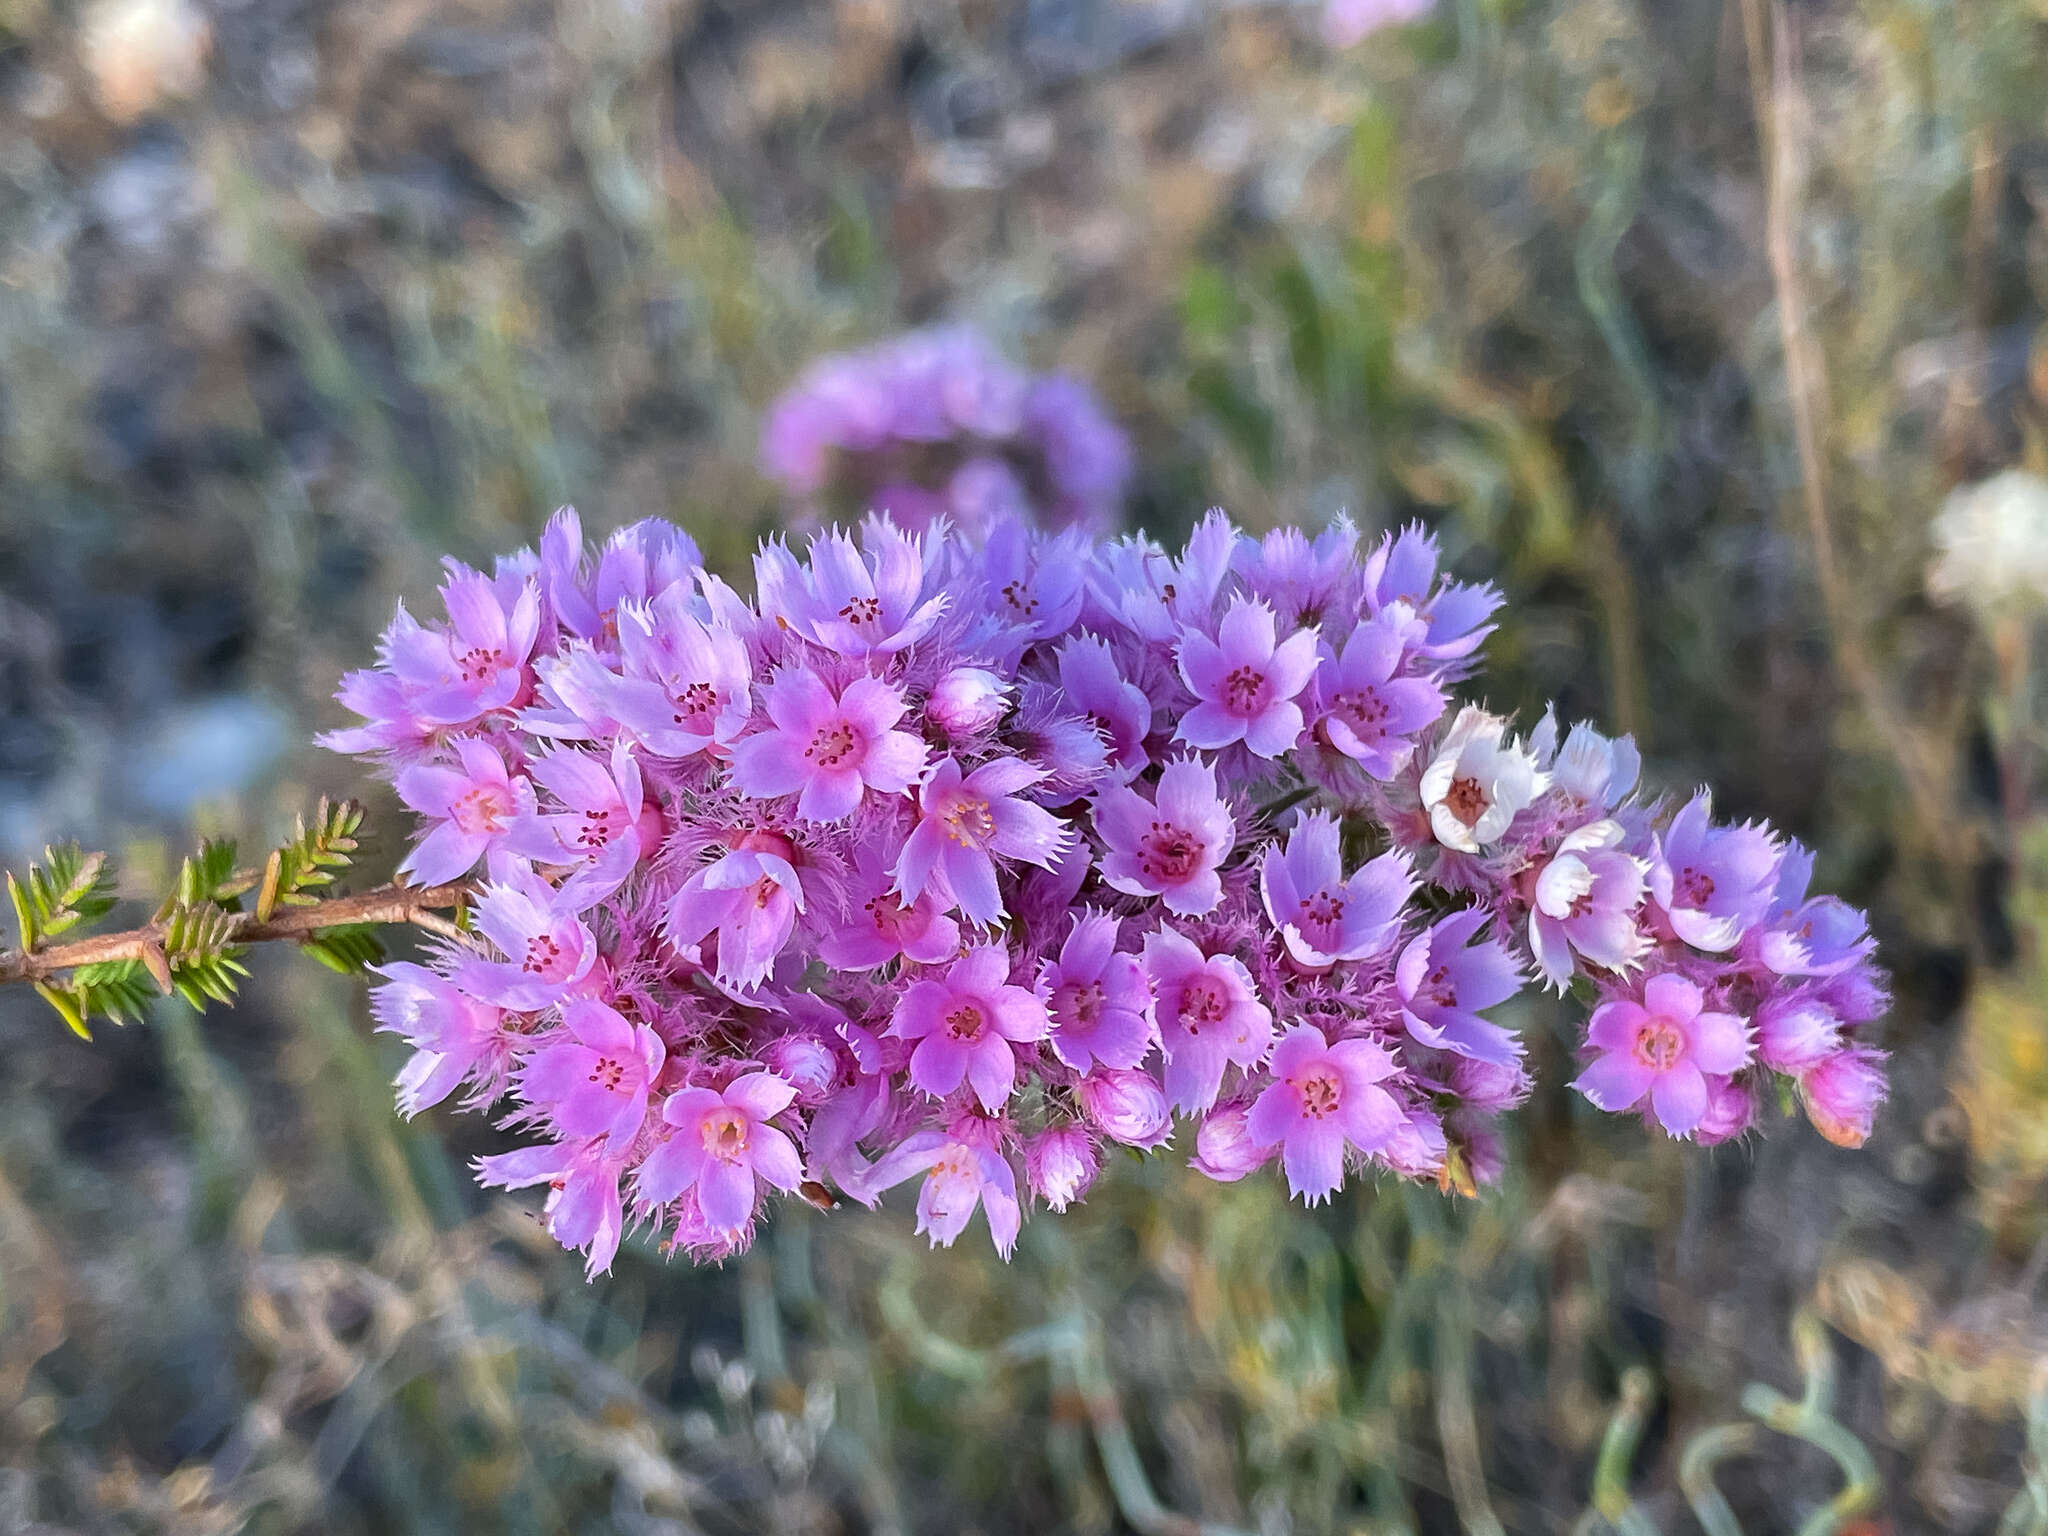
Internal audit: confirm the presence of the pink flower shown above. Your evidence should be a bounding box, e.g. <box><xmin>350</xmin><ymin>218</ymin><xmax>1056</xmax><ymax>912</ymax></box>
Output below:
<box><xmin>505</xmin><ymin>743</ymin><xmax>652</xmax><ymax>890</ymax></box>
<box><xmin>1038</xmin><ymin>910</ymin><xmax>1155</xmax><ymax>1073</ymax></box>
<box><xmin>370</xmin><ymin>960</ymin><xmax>506</xmax><ymax>1114</ymax></box>
<box><xmin>728</xmin><ymin>668</ymin><xmax>929</xmax><ymax>822</ymax></box>
<box><xmin>395</xmin><ymin>737</ymin><xmax>536</xmax><ymax>885</ymax></box>
<box><xmin>390</xmin><ymin>568</ymin><xmax>542</xmax><ymax>727</ymax></box>
<box><xmin>1055</xmin><ymin>634</ymin><xmax>1152</xmax><ymax>781</ymax></box>
<box><xmin>1075</xmin><ymin>1067</ymin><xmax>1172</xmax><ymax>1147</ymax></box>
<box><xmin>1175</xmin><ymin>596</ymin><xmax>1320</xmax><ymax>758</ymax></box>
<box><xmin>1313</xmin><ymin>614</ymin><xmax>1445</xmax><ymax>778</ymax></box>
<box><xmin>601</xmin><ymin>591</ymin><xmax>753</xmax><ymax>757</ymax></box>
<box><xmin>890</xmin><ymin>945</ymin><xmax>1049</xmax><ymax>1112</ymax></box>
<box><xmin>864</xmin><ymin>1126</ymin><xmax>1023</xmax><ymax>1257</ymax></box>
<box><xmin>1361</xmin><ymin>523</ymin><xmax>1500</xmax><ymax>663</ymax></box>
<box><xmin>818</xmin><ymin>845</ymin><xmax>961</xmax><ymax>969</ymax></box>
<box><xmin>927</xmin><ymin>666</ymin><xmax>1011</xmax><ymax>739</ymax></box>
<box><xmin>754</xmin><ymin>519</ymin><xmax>948</xmax><ymax>659</ymax></box>
<box><xmin>1527</xmin><ymin>820</ymin><xmax>1650</xmax><ymax>989</ymax></box>
<box><xmin>1647</xmin><ymin>792</ymin><xmax>1782</xmax><ymax>953</ymax></box>
<box><xmin>518</xmin><ymin>998</ymin><xmax>665</xmax><ymax>1145</ymax></box>
<box><xmin>464</xmin><ymin>858</ymin><xmax>600</xmax><ymax>1010</ymax></box>
<box><xmin>1754</xmin><ymin>992</ymin><xmax>1843</xmax><ymax>1072</ymax></box>
<box><xmin>1394</xmin><ymin>908</ymin><xmax>1524</xmax><ymax>1066</ymax></box>
<box><xmin>1246</xmin><ymin>1025</ymin><xmax>1403</xmax><ymax>1204</ymax></box>
<box><xmin>1259</xmin><ymin>811</ymin><xmax>1415</xmax><ymax>968</ymax></box>
<box><xmin>476</xmin><ymin>1138</ymin><xmax>626</xmax><ymax>1278</ymax></box>
<box><xmin>1143</xmin><ymin>924</ymin><xmax>1272</xmax><ymax>1115</ymax></box>
<box><xmin>664</xmin><ymin>832</ymin><xmax>806</xmax><ymax>991</ymax></box>
<box><xmin>895</xmin><ymin>757</ymin><xmax>1070</xmax><ymax>925</ymax></box>
<box><xmin>1797</xmin><ymin>1047</ymin><xmax>1888</xmax><ymax>1148</ymax></box>
<box><xmin>1094</xmin><ymin>757</ymin><xmax>1235</xmax><ymax>917</ymax></box>
<box><xmin>1024</xmin><ymin>1124</ymin><xmax>1099</xmax><ymax>1211</ymax></box>
<box><xmin>1191</xmin><ymin>1099</ymin><xmax>1275</xmax><ymax>1181</ymax></box>
<box><xmin>636</xmin><ymin>1072</ymin><xmax>805</xmax><ymax>1235</ymax></box>
<box><xmin>1573</xmin><ymin>973</ymin><xmax>1751</xmax><ymax>1137</ymax></box>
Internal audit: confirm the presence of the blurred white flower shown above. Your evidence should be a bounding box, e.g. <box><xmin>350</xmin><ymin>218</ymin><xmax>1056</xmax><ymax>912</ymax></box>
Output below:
<box><xmin>1928</xmin><ymin>468</ymin><xmax>2048</xmax><ymax>620</ymax></box>
<box><xmin>80</xmin><ymin>0</ymin><xmax>210</xmax><ymax>124</ymax></box>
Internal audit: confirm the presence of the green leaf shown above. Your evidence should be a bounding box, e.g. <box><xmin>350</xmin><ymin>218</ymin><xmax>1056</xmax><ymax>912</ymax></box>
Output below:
<box><xmin>300</xmin><ymin>923</ymin><xmax>386</xmax><ymax>976</ymax></box>
<box><xmin>259</xmin><ymin>799</ymin><xmax>365</xmax><ymax>920</ymax></box>
<box><xmin>70</xmin><ymin>959</ymin><xmax>156</xmax><ymax>1026</ymax></box>
<box><xmin>8</xmin><ymin>871</ymin><xmax>36</xmax><ymax>951</ymax></box>
<box><xmin>8</xmin><ymin>843</ymin><xmax>117</xmax><ymax>948</ymax></box>
<box><xmin>33</xmin><ymin>981</ymin><xmax>90</xmax><ymax>1040</ymax></box>
<box><xmin>159</xmin><ymin>838</ymin><xmax>254</xmax><ymax>919</ymax></box>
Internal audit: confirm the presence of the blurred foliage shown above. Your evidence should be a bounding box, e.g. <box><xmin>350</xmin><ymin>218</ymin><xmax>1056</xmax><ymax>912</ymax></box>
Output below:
<box><xmin>1</xmin><ymin>0</ymin><xmax>2047</xmax><ymax>1531</ymax></box>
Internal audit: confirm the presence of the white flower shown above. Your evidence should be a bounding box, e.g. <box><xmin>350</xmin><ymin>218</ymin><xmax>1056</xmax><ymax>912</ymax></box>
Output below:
<box><xmin>1419</xmin><ymin>706</ymin><xmax>1549</xmax><ymax>853</ymax></box>
<box><xmin>1528</xmin><ymin>708</ymin><xmax>1640</xmax><ymax>813</ymax></box>
<box><xmin>1928</xmin><ymin>469</ymin><xmax>2048</xmax><ymax>620</ymax></box>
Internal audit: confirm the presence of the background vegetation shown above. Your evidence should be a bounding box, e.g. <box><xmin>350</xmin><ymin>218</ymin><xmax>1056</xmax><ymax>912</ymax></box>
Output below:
<box><xmin>0</xmin><ymin>0</ymin><xmax>2043</xmax><ymax>1529</ymax></box>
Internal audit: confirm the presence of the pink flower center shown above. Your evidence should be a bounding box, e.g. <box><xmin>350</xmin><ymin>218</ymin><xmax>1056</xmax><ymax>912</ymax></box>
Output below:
<box><xmin>451</xmin><ymin>783</ymin><xmax>513</xmax><ymax>835</ymax></box>
<box><xmin>944</xmin><ymin>1001</ymin><xmax>986</xmax><ymax>1042</ymax></box>
<box><xmin>1222</xmin><ymin>664</ymin><xmax>1265</xmax><ymax>714</ymax></box>
<box><xmin>522</xmin><ymin>933</ymin><xmax>566</xmax><ymax>975</ymax></box>
<box><xmin>941</xmin><ymin>796</ymin><xmax>995</xmax><ymax>848</ymax></box>
<box><xmin>1292</xmin><ymin>1065</ymin><xmax>1342</xmax><ymax>1119</ymax></box>
<box><xmin>1000</xmin><ymin>579</ymin><xmax>1039</xmax><ymax>618</ymax></box>
<box><xmin>457</xmin><ymin>645</ymin><xmax>506</xmax><ymax>683</ymax></box>
<box><xmin>1331</xmin><ymin>687</ymin><xmax>1390</xmax><ymax>740</ymax></box>
<box><xmin>673</xmin><ymin>680</ymin><xmax>720</xmax><ymax>726</ymax></box>
<box><xmin>1140</xmin><ymin>820</ymin><xmax>1204</xmax><ymax>883</ymax></box>
<box><xmin>1444</xmin><ymin>775</ymin><xmax>1489</xmax><ymax>827</ymax></box>
<box><xmin>805</xmin><ymin>719</ymin><xmax>859</xmax><ymax>770</ymax></box>
<box><xmin>585</xmin><ymin>1054</ymin><xmax>626</xmax><ymax>1092</ymax></box>
<box><xmin>1052</xmin><ymin>979</ymin><xmax>1104</xmax><ymax>1030</ymax></box>
<box><xmin>1419</xmin><ymin>962</ymin><xmax>1455</xmax><ymax>1010</ymax></box>
<box><xmin>1678</xmin><ymin>867</ymin><xmax>1716</xmax><ymax>907</ymax></box>
<box><xmin>864</xmin><ymin>891</ymin><xmax>920</xmax><ymax>937</ymax></box>
<box><xmin>1181</xmin><ymin>977</ymin><xmax>1229</xmax><ymax>1030</ymax></box>
<box><xmin>839</xmin><ymin>595</ymin><xmax>882</xmax><ymax>628</ymax></box>
<box><xmin>700</xmin><ymin>1108</ymin><xmax>751</xmax><ymax>1161</ymax></box>
<box><xmin>1299</xmin><ymin>890</ymin><xmax>1347</xmax><ymax>932</ymax></box>
<box><xmin>1631</xmin><ymin>1017</ymin><xmax>1684</xmax><ymax>1071</ymax></box>
<box><xmin>576</xmin><ymin>806</ymin><xmax>622</xmax><ymax>849</ymax></box>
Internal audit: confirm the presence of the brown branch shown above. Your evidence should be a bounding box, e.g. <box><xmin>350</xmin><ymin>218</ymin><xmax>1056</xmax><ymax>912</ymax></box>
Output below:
<box><xmin>0</xmin><ymin>881</ymin><xmax>476</xmax><ymax>987</ymax></box>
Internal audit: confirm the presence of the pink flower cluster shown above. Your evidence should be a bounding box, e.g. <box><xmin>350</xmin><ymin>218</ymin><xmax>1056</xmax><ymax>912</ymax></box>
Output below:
<box><xmin>331</xmin><ymin>506</ymin><xmax>1888</xmax><ymax>1276</ymax></box>
<box><xmin>759</xmin><ymin>327</ymin><xmax>1132</xmax><ymax>537</ymax></box>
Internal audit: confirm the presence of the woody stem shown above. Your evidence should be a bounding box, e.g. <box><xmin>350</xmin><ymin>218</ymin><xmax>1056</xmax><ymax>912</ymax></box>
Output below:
<box><xmin>0</xmin><ymin>881</ymin><xmax>476</xmax><ymax>987</ymax></box>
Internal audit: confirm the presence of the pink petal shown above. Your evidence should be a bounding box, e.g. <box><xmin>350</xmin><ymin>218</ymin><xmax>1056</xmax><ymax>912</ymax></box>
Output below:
<box><xmin>697</xmin><ymin>1157</ymin><xmax>755</xmax><ymax>1233</ymax></box>
<box><xmin>1689</xmin><ymin>1010</ymin><xmax>1752</xmax><ymax>1076</ymax></box>
<box><xmin>1573</xmin><ymin>1051</ymin><xmax>1655</xmax><ymax>1112</ymax></box>
<box><xmin>965</xmin><ymin>1035</ymin><xmax>1017</xmax><ymax>1112</ymax></box>
<box><xmin>746</xmin><ymin>1125</ymin><xmax>804</xmax><ymax>1192</ymax></box>
<box><xmin>725</xmin><ymin>1071</ymin><xmax>798</xmax><ymax>1122</ymax></box>
<box><xmin>1649</xmin><ymin>1065</ymin><xmax>1708</xmax><ymax>1136</ymax></box>
<box><xmin>1282</xmin><ymin>1120</ymin><xmax>1346</xmax><ymax>1205</ymax></box>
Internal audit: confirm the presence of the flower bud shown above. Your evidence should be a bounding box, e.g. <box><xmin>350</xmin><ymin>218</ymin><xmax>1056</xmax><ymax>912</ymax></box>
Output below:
<box><xmin>1378</xmin><ymin>1103</ymin><xmax>1447</xmax><ymax>1178</ymax></box>
<box><xmin>1024</xmin><ymin>1124</ymin><xmax>1098</xmax><ymax>1211</ymax></box>
<box><xmin>1191</xmin><ymin>1101</ymin><xmax>1270</xmax><ymax>1181</ymax></box>
<box><xmin>1817</xmin><ymin>964</ymin><xmax>1890</xmax><ymax>1025</ymax></box>
<box><xmin>1453</xmin><ymin>1120</ymin><xmax>1506</xmax><ymax>1187</ymax></box>
<box><xmin>927</xmin><ymin>667</ymin><xmax>1011</xmax><ymax>739</ymax></box>
<box><xmin>1798</xmin><ymin>1048</ymin><xmax>1888</xmax><ymax>1149</ymax></box>
<box><xmin>763</xmin><ymin>1032</ymin><xmax>838</xmax><ymax>1100</ymax></box>
<box><xmin>1076</xmin><ymin>1068</ymin><xmax>1169</xmax><ymax>1147</ymax></box>
<box><xmin>1449</xmin><ymin>1055</ymin><xmax>1531</xmax><ymax>1113</ymax></box>
<box><xmin>1693</xmin><ymin>1075</ymin><xmax>1757</xmax><ymax>1147</ymax></box>
<box><xmin>1755</xmin><ymin>995</ymin><xmax>1839</xmax><ymax>1072</ymax></box>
